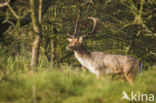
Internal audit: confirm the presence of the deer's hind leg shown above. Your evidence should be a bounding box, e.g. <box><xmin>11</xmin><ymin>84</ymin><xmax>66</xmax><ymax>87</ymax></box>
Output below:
<box><xmin>124</xmin><ymin>72</ymin><xmax>134</xmax><ymax>85</ymax></box>
<box><xmin>124</xmin><ymin>64</ymin><xmax>139</xmax><ymax>85</ymax></box>
<box><xmin>111</xmin><ymin>67</ymin><xmax>123</xmax><ymax>78</ymax></box>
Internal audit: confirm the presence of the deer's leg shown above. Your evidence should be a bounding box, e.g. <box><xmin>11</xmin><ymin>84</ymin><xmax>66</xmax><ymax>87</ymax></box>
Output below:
<box><xmin>82</xmin><ymin>66</ymin><xmax>86</xmax><ymax>72</ymax></box>
<box><xmin>124</xmin><ymin>73</ymin><xmax>134</xmax><ymax>85</ymax></box>
<box><xmin>114</xmin><ymin>68</ymin><xmax>122</xmax><ymax>74</ymax></box>
<box><xmin>124</xmin><ymin>64</ymin><xmax>139</xmax><ymax>85</ymax></box>
<box><xmin>111</xmin><ymin>68</ymin><xmax>122</xmax><ymax>79</ymax></box>
<box><xmin>121</xmin><ymin>74</ymin><xmax>126</xmax><ymax>81</ymax></box>
<box><xmin>95</xmin><ymin>71</ymin><xmax>102</xmax><ymax>79</ymax></box>
<box><xmin>111</xmin><ymin>72</ymin><xmax>122</xmax><ymax>79</ymax></box>
<box><xmin>96</xmin><ymin>72</ymin><xmax>101</xmax><ymax>79</ymax></box>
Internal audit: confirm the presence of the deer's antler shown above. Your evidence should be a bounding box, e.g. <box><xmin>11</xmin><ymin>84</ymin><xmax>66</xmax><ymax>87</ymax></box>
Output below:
<box><xmin>89</xmin><ymin>17</ymin><xmax>99</xmax><ymax>34</ymax></box>
<box><xmin>73</xmin><ymin>17</ymin><xmax>79</xmax><ymax>37</ymax></box>
<box><xmin>67</xmin><ymin>17</ymin><xmax>79</xmax><ymax>38</ymax></box>
<box><xmin>81</xmin><ymin>17</ymin><xmax>99</xmax><ymax>38</ymax></box>
<box><xmin>67</xmin><ymin>16</ymin><xmax>99</xmax><ymax>38</ymax></box>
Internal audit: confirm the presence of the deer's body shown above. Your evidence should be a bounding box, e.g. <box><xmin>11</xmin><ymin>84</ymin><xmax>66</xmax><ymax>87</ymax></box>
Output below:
<box><xmin>73</xmin><ymin>43</ymin><xmax>141</xmax><ymax>82</ymax></box>
<box><xmin>66</xmin><ymin>17</ymin><xmax>142</xmax><ymax>84</ymax></box>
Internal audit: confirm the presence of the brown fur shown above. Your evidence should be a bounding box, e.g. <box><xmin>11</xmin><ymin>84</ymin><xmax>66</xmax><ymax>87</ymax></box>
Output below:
<box><xmin>67</xmin><ymin>38</ymin><xmax>142</xmax><ymax>84</ymax></box>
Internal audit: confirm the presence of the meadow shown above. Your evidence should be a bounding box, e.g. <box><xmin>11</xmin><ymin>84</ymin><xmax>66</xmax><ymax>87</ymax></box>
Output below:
<box><xmin>0</xmin><ymin>56</ymin><xmax>155</xmax><ymax>103</ymax></box>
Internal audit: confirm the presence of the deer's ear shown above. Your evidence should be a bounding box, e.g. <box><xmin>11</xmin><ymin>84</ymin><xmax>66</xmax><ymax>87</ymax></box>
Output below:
<box><xmin>79</xmin><ymin>37</ymin><xmax>83</xmax><ymax>43</ymax></box>
<box><xmin>67</xmin><ymin>38</ymin><xmax>73</xmax><ymax>42</ymax></box>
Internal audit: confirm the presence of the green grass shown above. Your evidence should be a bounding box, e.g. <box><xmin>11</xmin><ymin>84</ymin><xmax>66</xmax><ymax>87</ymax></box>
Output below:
<box><xmin>0</xmin><ymin>64</ymin><xmax>156</xmax><ymax>103</ymax></box>
<box><xmin>0</xmin><ymin>53</ymin><xmax>156</xmax><ymax>103</ymax></box>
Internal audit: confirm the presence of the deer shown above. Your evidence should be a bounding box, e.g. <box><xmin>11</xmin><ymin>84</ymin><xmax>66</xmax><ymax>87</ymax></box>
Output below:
<box><xmin>66</xmin><ymin>17</ymin><xmax>142</xmax><ymax>84</ymax></box>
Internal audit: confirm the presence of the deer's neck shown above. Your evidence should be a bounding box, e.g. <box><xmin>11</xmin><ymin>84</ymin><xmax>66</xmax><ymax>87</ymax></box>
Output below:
<box><xmin>74</xmin><ymin>45</ymin><xmax>90</xmax><ymax>58</ymax></box>
<box><xmin>74</xmin><ymin>45</ymin><xmax>96</xmax><ymax>73</ymax></box>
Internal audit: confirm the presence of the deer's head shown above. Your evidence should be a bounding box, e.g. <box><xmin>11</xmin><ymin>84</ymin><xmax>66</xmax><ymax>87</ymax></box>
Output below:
<box><xmin>66</xmin><ymin>17</ymin><xmax>99</xmax><ymax>51</ymax></box>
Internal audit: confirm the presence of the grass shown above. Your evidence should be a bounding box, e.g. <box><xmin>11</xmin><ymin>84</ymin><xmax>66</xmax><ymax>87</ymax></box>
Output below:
<box><xmin>0</xmin><ymin>56</ymin><xmax>156</xmax><ymax>103</ymax></box>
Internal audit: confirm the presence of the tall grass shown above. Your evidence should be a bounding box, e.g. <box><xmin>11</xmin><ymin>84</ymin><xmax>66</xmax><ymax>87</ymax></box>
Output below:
<box><xmin>0</xmin><ymin>54</ymin><xmax>156</xmax><ymax>103</ymax></box>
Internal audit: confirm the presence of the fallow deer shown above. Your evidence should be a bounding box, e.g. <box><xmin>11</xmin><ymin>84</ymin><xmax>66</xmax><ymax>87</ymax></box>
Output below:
<box><xmin>66</xmin><ymin>17</ymin><xmax>142</xmax><ymax>84</ymax></box>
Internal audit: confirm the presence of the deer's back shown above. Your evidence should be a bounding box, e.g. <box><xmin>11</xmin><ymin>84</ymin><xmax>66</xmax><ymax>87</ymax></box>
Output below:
<box><xmin>90</xmin><ymin>52</ymin><xmax>139</xmax><ymax>73</ymax></box>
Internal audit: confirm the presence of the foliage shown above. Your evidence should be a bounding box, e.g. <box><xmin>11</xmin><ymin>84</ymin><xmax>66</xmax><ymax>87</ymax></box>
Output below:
<box><xmin>1</xmin><ymin>0</ymin><xmax>156</xmax><ymax>67</ymax></box>
<box><xmin>0</xmin><ymin>53</ymin><xmax>155</xmax><ymax>103</ymax></box>
<box><xmin>0</xmin><ymin>59</ymin><xmax>156</xmax><ymax>103</ymax></box>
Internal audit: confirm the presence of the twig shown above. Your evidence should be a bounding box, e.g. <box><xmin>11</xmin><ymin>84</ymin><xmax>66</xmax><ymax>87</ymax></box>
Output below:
<box><xmin>0</xmin><ymin>0</ymin><xmax>10</xmax><ymax>8</ymax></box>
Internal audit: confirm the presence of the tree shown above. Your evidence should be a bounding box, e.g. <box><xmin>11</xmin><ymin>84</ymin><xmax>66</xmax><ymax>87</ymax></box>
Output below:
<box><xmin>29</xmin><ymin>0</ymin><xmax>42</xmax><ymax>70</ymax></box>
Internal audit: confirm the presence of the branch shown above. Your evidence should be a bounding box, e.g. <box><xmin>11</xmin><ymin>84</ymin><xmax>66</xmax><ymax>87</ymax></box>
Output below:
<box><xmin>0</xmin><ymin>0</ymin><xmax>10</xmax><ymax>8</ymax></box>
<box><xmin>0</xmin><ymin>0</ymin><xmax>19</xmax><ymax>19</ymax></box>
<box><xmin>7</xmin><ymin>3</ymin><xmax>20</xmax><ymax>19</ymax></box>
<box><xmin>39</xmin><ymin>0</ymin><xmax>42</xmax><ymax>23</ymax></box>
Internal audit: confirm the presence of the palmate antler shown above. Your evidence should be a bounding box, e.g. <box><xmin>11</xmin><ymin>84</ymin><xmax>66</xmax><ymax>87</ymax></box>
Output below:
<box><xmin>67</xmin><ymin>17</ymin><xmax>99</xmax><ymax>38</ymax></box>
<box><xmin>80</xmin><ymin>17</ymin><xmax>99</xmax><ymax>38</ymax></box>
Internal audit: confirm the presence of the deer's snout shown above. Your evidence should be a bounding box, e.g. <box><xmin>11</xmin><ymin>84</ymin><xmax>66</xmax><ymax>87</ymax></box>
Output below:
<box><xmin>66</xmin><ymin>46</ymin><xmax>70</xmax><ymax>50</ymax></box>
<box><xmin>66</xmin><ymin>45</ymin><xmax>72</xmax><ymax>50</ymax></box>
<box><xmin>66</xmin><ymin>45</ymin><xmax>76</xmax><ymax>50</ymax></box>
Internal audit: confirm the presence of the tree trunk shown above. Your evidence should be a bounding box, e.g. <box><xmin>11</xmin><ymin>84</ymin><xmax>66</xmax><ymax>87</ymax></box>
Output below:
<box><xmin>50</xmin><ymin>39</ymin><xmax>56</xmax><ymax>66</ymax></box>
<box><xmin>0</xmin><ymin>64</ymin><xmax>5</xmax><ymax>81</ymax></box>
<box><xmin>30</xmin><ymin>0</ymin><xmax>42</xmax><ymax>70</ymax></box>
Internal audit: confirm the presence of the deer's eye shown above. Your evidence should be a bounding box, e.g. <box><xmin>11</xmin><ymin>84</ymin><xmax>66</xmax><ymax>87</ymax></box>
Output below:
<box><xmin>75</xmin><ymin>42</ymin><xmax>79</xmax><ymax>45</ymax></box>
